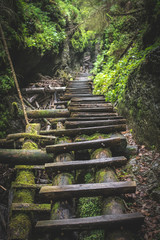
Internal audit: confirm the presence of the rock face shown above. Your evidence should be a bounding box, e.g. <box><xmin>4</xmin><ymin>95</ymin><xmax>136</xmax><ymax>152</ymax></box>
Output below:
<box><xmin>119</xmin><ymin>46</ymin><xmax>160</xmax><ymax>148</ymax></box>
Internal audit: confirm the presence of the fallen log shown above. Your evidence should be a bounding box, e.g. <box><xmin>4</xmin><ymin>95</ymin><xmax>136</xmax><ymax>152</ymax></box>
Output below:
<box><xmin>26</xmin><ymin>109</ymin><xmax>70</xmax><ymax>118</ymax></box>
<box><xmin>0</xmin><ymin>149</ymin><xmax>53</xmax><ymax>165</ymax></box>
<box><xmin>71</xmin><ymin>112</ymin><xmax>118</xmax><ymax>117</ymax></box>
<box><xmin>7</xmin><ymin>133</ymin><xmax>56</xmax><ymax>141</ymax></box>
<box><xmin>22</xmin><ymin>87</ymin><xmax>66</xmax><ymax>94</ymax></box>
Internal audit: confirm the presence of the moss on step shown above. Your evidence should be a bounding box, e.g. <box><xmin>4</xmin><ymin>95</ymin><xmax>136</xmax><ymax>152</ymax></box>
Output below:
<box><xmin>22</xmin><ymin>140</ymin><xmax>38</xmax><ymax>150</ymax></box>
<box><xmin>56</xmin><ymin>136</ymin><xmax>72</xmax><ymax>144</ymax></box>
<box><xmin>15</xmin><ymin>170</ymin><xmax>35</xmax><ymax>185</ymax></box>
<box><xmin>9</xmin><ymin>213</ymin><xmax>31</xmax><ymax>240</ymax></box>
<box><xmin>13</xmin><ymin>190</ymin><xmax>34</xmax><ymax>203</ymax></box>
<box><xmin>26</xmin><ymin>123</ymin><xmax>41</xmax><ymax>135</ymax></box>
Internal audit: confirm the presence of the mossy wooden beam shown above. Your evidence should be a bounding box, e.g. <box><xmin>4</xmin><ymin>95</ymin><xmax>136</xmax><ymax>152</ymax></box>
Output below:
<box><xmin>26</xmin><ymin>109</ymin><xmax>70</xmax><ymax>118</ymax></box>
<box><xmin>0</xmin><ymin>149</ymin><xmax>53</xmax><ymax>165</ymax></box>
<box><xmin>12</xmin><ymin>203</ymin><xmax>51</xmax><ymax>212</ymax></box>
<box><xmin>22</xmin><ymin>87</ymin><xmax>66</xmax><ymax>93</ymax></box>
<box><xmin>7</xmin><ymin>133</ymin><xmax>56</xmax><ymax>141</ymax></box>
<box><xmin>71</xmin><ymin>97</ymin><xmax>105</xmax><ymax>102</ymax></box>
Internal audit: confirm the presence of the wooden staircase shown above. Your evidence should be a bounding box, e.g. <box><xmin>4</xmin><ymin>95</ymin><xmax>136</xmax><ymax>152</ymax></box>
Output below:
<box><xmin>0</xmin><ymin>73</ymin><xmax>144</xmax><ymax>240</ymax></box>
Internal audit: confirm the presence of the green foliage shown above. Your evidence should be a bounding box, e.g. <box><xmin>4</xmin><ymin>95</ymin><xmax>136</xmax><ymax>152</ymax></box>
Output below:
<box><xmin>0</xmin><ymin>71</ymin><xmax>14</xmax><ymax>94</ymax></box>
<box><xmin>92</xmin><ymin>10</ymin><xmax>160</xmax><ymax>105</ymax></box>
<box><xmin>71</xmin><ymin>28</ymin><xmax>96</xmax><ymax>52</ymax></box>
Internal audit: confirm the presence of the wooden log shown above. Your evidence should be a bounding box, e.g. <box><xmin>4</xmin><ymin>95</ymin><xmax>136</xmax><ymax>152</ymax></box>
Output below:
<box><xmin>7</xmin><ymin>133</ymin><xmax>56</xmax><ymax>141</ymax></box>
<box><xmin>45</xmin><ymin>156</ymin><xmax>127</xmax><ymax>172</ymax></box>
<box><xmin>22</xmin><ymin>87</ymin><xmax>66</xmax><ymax>94</ymax></box>
<box><xmin>65</xmin><ymin>119</ymin><xmax>126</xmax><ymax>129</ymax></box>
<box><xmin>15</xmin><ymin>165</ymin><xmax>45</xmax><ymax>170</ymax></box>
<box><xmin>0</xmin><ymin>149</ymin><xmax>53</xmax><ymax>165</ymax></box>
<box><xmin>39</xmin><ymin>181</ymin><xmax>136</xmax><ymax>199</ymax></box>
<box><xmin>11</xmin><ymin>203</ymin><xmax>51</xmax><ymax>212</ymax></box>
<box><xmin>68</xmin><ymin>106</ymin><xmax>114</xmax><ymax>112</ymax></box>
<box><xmin>36</xmin><ymin>213</ymin><xmax>144</xmax><ymax>230</ymax></box>
<box><xmin>12</xmin><ymin>183</ymin><xmax>50</xmax><ymax>190</ymax></box>
<box><xmin>26</xmin><ymin>109</ymin><xmax>70</xmax><ymax>118</ymax></box>
<box><xmin>0</xmin><ymin>138</ymin><xmax>14</xmax><ymax>148</ymax></box>
<box><xmin>46</xmin><ymin>136</ymin><xmax>127</xmax><ymax>154</ymax></box>
<box><xmin>41</xmin><ymin>125</ymin><xmax>126</xmax><ymax>137</ymax></box>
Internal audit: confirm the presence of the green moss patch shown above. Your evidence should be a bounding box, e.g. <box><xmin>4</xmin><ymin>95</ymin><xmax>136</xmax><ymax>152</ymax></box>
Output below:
<box><xmin>91</xmin><ymin>148</ymin><xmax>112</xmax><ymax>159</ymax></box>
<box><xmin>15</xmin><ymin>170</ymin><xmax>35</xmax><ymax>185</ymax></box>
<box><xmin>13</xmin><ymin>190</ymin><xmax>34</xmax><ymax>203</ymax></box>
<box><xmin>10</xmin><ymin>214</ymin><xmax>31</xmax><ymax>239</ymax></box>
<box><xmin>22</xmin><ymin>140</ymin><xmax>38</xmax><ymax>150</ymax></box>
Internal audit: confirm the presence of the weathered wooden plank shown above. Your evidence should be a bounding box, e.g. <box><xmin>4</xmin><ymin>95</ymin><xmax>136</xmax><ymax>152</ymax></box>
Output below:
<box><xmin>45</xmin><ymin>156</ymin><xmax>127</xmax><ymax>172</ymax></box>
<box><xmin>36</xmin><ymin>213</ymin><xmax>144</xmax><ymax>230</ymax></box>
<box><xmin>46</xmin><ymin>136</ymin><xmax>127</xmax><ymax>154</ymax></box>
<box><xmin>39</xmin><ymin>181</ymin><xmax>136</xmax><ymax>199</ymax></box>
<box><xmin>71</xmin><ymin>97</ymin><xmax>105</xmax><ymax>102</ymax></box>
<box><xmin>0</xmin><ymin>149</ymin><xmax>53</xmax><ymax>165</ymax></box>
<box><xmin>69</xmin><ymin>103</ymin><xmax>112</xmax><ymax>107</ymax></box>
<box><xmin>41</xmin><ymin>124</ymin><xmax>126</xmax><ymax>137</ymax></box>
<box><xmin>22</xmin><ymin>87</ymin><xmax>66</xmax><ymax>94</ymax></box>
<box><xmin>26</xmin><ymin>109</ymin><xmax>70</xmax><ymax>118</ymax></box>
<box><xmin>65</xmin><ymin>119</ymin><xmax>126</xmax><ymax>129</ymax></box>
<box><xmin>67</xmin><ymin>116</ymin><xmax>123</xmax><ymax>121</ymax></box>
<box><xmin>68</xmin><ymin>106</ymin><xmax>113</xmax><ymax>112</ymax></box>
<box><xmin>12</xmin><ymin>203</ymin><xmax>51</xmax><ymax>212</ymax></box>
<box><xmin>71</xmin><ymin>112</ymin><xmax>118</xmax><ymax>117</ymax></box>
<box><xmin>15</xmin><ymin>165</ymin><xmax>45</xmax><ymax>170</ymax></box>
<box><xmin>60</xmin><ymin>95</ymin><xmax>103</xmax><ymax>101</ymax></box>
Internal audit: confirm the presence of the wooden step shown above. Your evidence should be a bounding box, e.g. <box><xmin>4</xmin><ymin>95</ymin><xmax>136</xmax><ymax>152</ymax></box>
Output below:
<box><xmin>69</xmin><ymin>103</ymin><xmax>112</xmax><ymax>107</ymax></box>
<box><xmin>41</xmin><ymin>124</ymin><xmax>126</xmax><ymax>137</ymax></box>
<box><xmin>71</xmin><ymin>97</ymin><xmax>105</xmax><ymax>102</ymax></box>
<box><xmin>45</xmin><ymin>156</ymin><xmax>127</xmax><ymax>172</ymax></box>
<box><xmin>65</xmin><ymin>119</ymin><xmax>126</xmax><ymax>128</ymax></box>
<box><xmin>26</xmin><ymin>109</ymin><xmax>70</xmax><ymax>119</ymax></box>
<box><xmin>60</xmin><ymin>95</ymin><xmax>104</xmax><ymax>101</ymax></box>
<box><xmin>71</xmin><ymin>112</ymin><xmax>118</xmax><ymax>117</ymax></box>
<box><xmin>67</xmin><ymin>116</ymin><xmax>123</xmax><ymax>121</ymax></box>
<box><xmin>39</xmin><ymin>181</ymin><xmax>136</xmax><ymax>199</ymax></box>
<box><xmin>46</xmin><ymin>136</ymin><xmax>126</xmax><ymax>153</ymax></box>
<box><xmin>68</xmin><ymin>107</ymin><xmax>114</xmax><ymax>112</ymax></box>
<box><xmin>36</xmin><ymin>213</ymin><xmax>144</xmax><ymax>231</ymax></box>
<box><xmin>0</xmin><ymin>149</ymin><xmax>53</xmax><ymax>165</ymax></box>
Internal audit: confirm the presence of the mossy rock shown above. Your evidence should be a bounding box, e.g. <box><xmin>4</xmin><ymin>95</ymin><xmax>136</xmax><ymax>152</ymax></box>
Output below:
<box><xmin>74</xmin><ymin>133</ymin><xmax>111</xmax><ymax>143</ymax></box>
<box><xmin>13</xmin><ymin>190</ymin><xmax>34</xmax><ymax>203</ymax></box>
<box><xmin>91</xmin><ymin>148</ymin><xmax>112</xmax><ymax>159</ymax></box>
<box><xmin>103</xmin><ymin>197</ymin><xmax>125</xmax><ymax>215</ymax></box>
<box><xmin>22</xmin><ymin>140</ymin><xmax>38</xmax><ymax>150</ymax></box>
<box><xmin>10</xmin><ymin>214</ymin><xmax>31</xmax><ymax>240</ymax></box>
<box><xmin>53</xmin><ymin>173</ymin><xmax>74</xmax><ymax>185</ymax></box>
<box><xmin>15</xmin><ymin>170</ymin><xmax>35</xmax><ymax>185</ymax></box>
<box><xmin>95</xmin><ymin>168</ymin><xmax>117</xmax><ymax>183</ymax></box>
